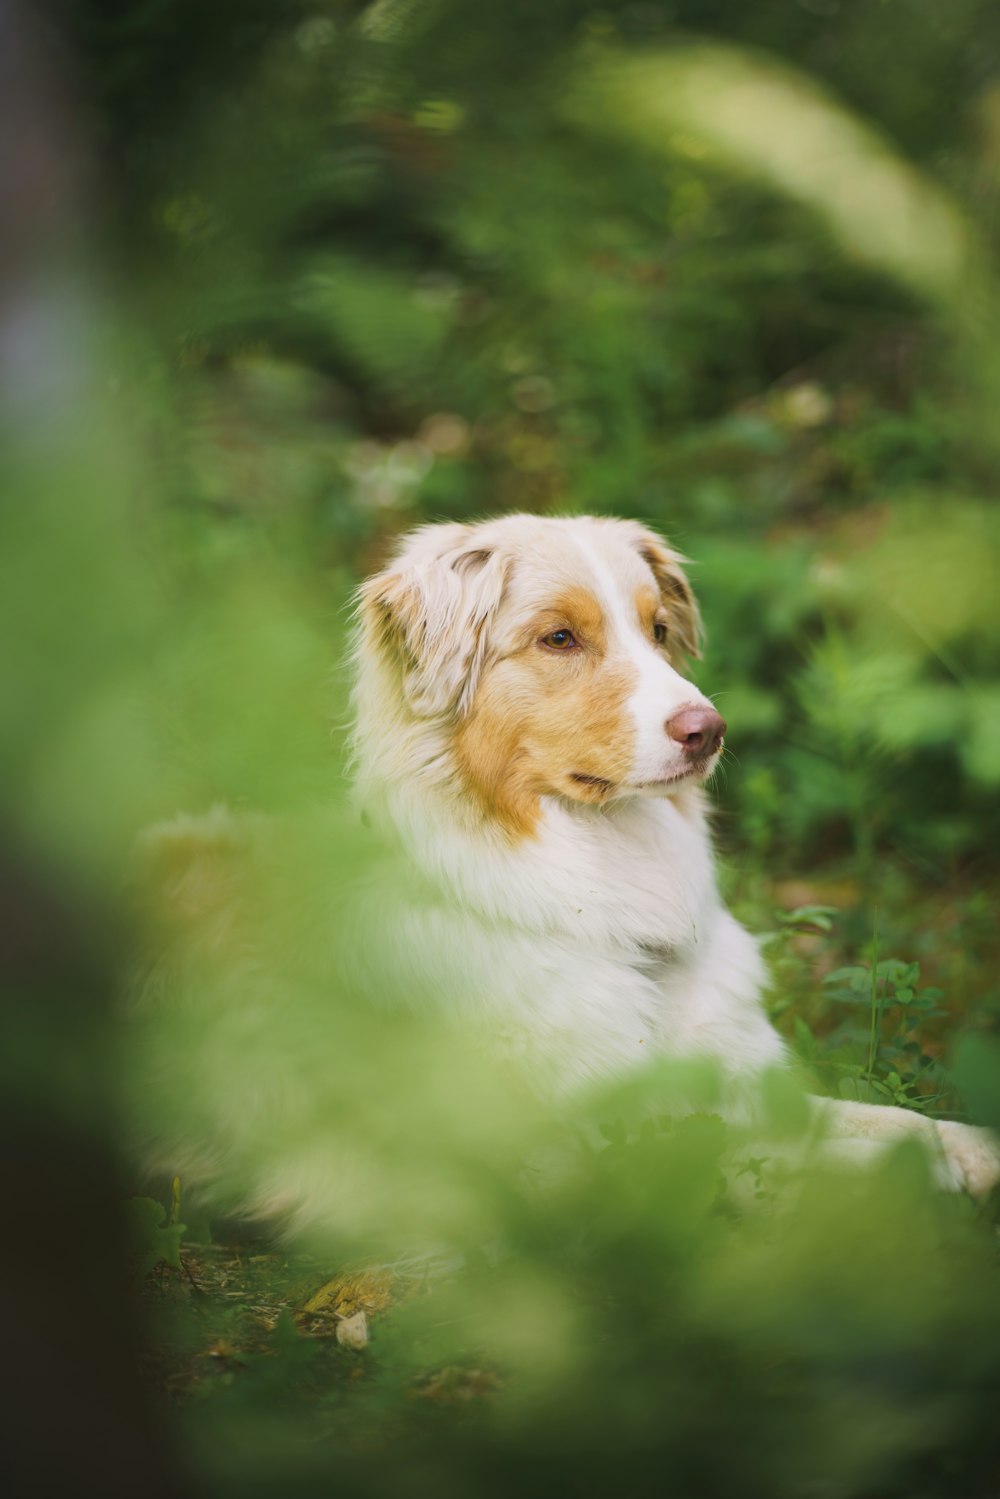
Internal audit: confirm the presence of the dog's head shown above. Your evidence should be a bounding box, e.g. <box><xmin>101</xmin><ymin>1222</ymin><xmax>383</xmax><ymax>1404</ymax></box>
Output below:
<box><xmin>356</xmin><ymin>515</ymin><xmax>723</xmax><ymax>837</ymax></box>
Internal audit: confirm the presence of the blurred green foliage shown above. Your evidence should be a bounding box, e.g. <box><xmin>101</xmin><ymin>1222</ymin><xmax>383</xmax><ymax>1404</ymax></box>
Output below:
<box><xmin>5</xmin><ymin>1</ymin><xmax>1000</xmax><ymax>1495</ymax></box>
<box><xmin>54</xmin><ymin>0</ymin><xmax>1000</xmax><ymax>876</ymax></box>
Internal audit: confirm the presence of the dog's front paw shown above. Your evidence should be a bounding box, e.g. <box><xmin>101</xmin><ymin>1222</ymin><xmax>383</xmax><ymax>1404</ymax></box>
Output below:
<box><xmin>934</xmin><ymin>1120</ymin><xmax>1000</xmax><ymax>1198</ymax></box>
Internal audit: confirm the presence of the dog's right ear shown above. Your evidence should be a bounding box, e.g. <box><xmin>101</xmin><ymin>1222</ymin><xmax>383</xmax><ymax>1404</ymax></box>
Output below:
<box><xmin>357</xmin><ymin>526</ymin><xmax>508</xmax><ymax>717</ymax></box>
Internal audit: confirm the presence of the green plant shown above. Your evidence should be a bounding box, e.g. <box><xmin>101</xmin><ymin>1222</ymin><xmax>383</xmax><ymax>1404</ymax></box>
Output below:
<box><xmin>820</xmin><ymin>919</ymin><xmax>949</xmax><ymax>1114</ymax></box>
<box><xmin>128</xmin><ymin>1179</ymin><xmax>187</xmax><ymax>1285</ymax></box>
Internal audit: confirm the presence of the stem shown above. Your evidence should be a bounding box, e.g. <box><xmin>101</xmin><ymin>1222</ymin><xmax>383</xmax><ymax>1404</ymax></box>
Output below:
<box><xmin>866</xmin><ymin>908</ymin><xmax>882</xmax><ymax>1082</ymax></box>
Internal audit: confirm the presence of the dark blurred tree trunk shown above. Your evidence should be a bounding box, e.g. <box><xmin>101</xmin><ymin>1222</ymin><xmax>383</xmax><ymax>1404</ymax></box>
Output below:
<box><xmin>0</xmin><ymin>7</ymin><xmax>179</xmax><ymax>1496</ymax></box>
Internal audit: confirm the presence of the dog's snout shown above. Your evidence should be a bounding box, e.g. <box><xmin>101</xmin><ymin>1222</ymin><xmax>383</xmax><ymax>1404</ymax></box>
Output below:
<box><xmin>666</xmin><ymin>706</ymin><xmax>726</xmax><ymax>757</ymax></box>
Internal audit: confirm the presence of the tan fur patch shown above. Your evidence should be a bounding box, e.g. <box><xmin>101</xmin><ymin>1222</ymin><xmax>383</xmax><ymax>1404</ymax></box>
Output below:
<box><xmin>454</xmin><ymin>619</ymin><xmax>637</xmax><ymax>840</ymax></box>
<box><xmin>544</xmin><ymin>585</ymin><xmax>608</xmax><ymax>648</ymax></box>
<box><xmin>505</xmin><ymin>586</ymin><xmax>609</xmax><ymax>655</ymax></box>
<box><xmin>633</xmin><ymin>585</ymin><xmax>662</xmax><ymax>638</ymax></box>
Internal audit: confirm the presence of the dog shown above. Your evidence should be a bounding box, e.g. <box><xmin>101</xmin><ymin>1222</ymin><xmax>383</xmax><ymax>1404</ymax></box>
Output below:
<box><xmin>351</xmin><ymin>512</ymin><xmax>1000</xmax><ymax>1197</ymax></box>
<box><xmin>133</xmin><ymin>511</ymin><xmax>1000</xmax><ymax>1225</ymax></box>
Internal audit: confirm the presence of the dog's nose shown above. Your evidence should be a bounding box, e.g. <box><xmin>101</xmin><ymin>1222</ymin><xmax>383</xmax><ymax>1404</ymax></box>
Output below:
<box><xmin>666</xmin><ymin>706</ymin><xmax>726</xmax><ymax>757</ymax></box>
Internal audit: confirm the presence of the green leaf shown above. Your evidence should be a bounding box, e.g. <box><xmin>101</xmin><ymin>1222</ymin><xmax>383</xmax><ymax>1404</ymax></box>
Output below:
<box><xmin>127</xmin><ymin>1196</ymin><xmax>187</xmax><ymax>1284</ymax></box>
<box><xmin>824</xmin><ymin>966</ymin><xmax>870</xmax><ymax>991</ymax></box>
<box><xmin>778</xmin><ymin>905</ymin><xmax>838</xmax><ymax>932</ymax></box>
<box><xmin>793</xmin><ymin>1015</ymin><xmax>816</xmax><ymax>1058</ymax></box>
<box><xmin>824</xmin><ymin>988</ymin><xmax>876</xmax><ymax>1007</ymax></box>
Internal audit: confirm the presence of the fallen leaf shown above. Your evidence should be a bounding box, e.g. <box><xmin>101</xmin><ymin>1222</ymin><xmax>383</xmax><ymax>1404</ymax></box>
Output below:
<box><xmin>335</xmin><ymin>1311</ymin><xmax>369</xmax><ymax>1351</ymax></box>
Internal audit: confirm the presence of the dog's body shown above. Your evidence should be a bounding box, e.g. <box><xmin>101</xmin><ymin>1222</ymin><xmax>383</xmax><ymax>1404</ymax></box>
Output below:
<box><xmin>353</xmin><ymin>513</ymin><xmax>999</xmax><ymax>1194</ymax></box>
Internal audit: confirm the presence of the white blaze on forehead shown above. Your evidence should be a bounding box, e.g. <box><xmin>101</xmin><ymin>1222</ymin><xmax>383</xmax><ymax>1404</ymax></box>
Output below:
<box><xmin>570</xmin><ymin>526</ymin><xmax>711</xmax><ymax>784</ymax></box>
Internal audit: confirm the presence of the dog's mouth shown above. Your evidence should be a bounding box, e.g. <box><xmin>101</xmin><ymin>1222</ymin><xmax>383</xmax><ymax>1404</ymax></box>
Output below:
<box><xmin>569</xmin><ymin>772</ymin><xmax>615</xmax><ymax>795</ymax></box>
<box><xmin>571</xmin><ymin>750</ymin><xmax>719</xmax><ymax>799</ymax></box>
<box><xmin>632</xmin><ymin>754</ymin><xmax>720</xmax><ymax>792</ymax></box>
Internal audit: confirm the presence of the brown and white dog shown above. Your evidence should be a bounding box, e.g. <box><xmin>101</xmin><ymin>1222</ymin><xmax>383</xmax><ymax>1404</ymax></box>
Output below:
<box><xmin>352</xmin><ymin>512</ymin><xmax>1000</xmax><ymax>1195</ymax></box>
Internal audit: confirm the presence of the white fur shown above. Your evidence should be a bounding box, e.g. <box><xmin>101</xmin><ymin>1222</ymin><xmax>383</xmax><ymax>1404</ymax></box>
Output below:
<box><xmin>353</xmin><ymin>514</ymin><xmax>1000</xmax><ymax>1197</ymax></box>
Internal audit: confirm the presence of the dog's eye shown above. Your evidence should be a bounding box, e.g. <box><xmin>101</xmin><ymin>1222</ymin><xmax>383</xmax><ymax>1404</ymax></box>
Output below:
<box><xmin>542</xmin><ymin>629</ymin><xmax>577</xmax><ymax>651</ymax></box>
<box><xmin>653</xmin><ymin>621</ymin><xmax>669</xmax><ymax>646</ymax></box>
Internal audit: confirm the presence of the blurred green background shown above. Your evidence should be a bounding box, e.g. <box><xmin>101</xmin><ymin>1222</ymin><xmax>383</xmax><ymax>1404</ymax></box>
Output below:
<box><xmin>5</xmin><ymin>2</ymin><xmax>1000</xmax><ymax>1496</ymax></box>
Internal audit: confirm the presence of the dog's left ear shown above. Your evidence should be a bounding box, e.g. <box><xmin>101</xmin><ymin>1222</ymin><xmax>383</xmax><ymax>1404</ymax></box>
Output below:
<box><xmin>633</xmin><ymin>527</ymin><xmax>703</xmax><ymax>659</ymax></box>
<box><xmin>357</xmin><ymin>526</ymin><xmax>509</xmax><ymax>717</ymax></box>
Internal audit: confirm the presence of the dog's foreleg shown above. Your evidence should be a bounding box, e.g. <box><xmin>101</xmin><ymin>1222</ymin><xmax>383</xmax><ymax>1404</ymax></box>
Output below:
<box><xmin>808</xmin><ymin>1097</ymin><xmax>1000</xmax><ymax>1197</ymax></box>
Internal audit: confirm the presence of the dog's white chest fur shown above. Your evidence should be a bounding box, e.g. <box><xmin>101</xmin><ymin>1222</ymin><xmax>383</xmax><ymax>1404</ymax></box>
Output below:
<box><xmin>365</xmin><ymin>782</ymin><xmax>780</xmax><ymax>1103</ymax></box>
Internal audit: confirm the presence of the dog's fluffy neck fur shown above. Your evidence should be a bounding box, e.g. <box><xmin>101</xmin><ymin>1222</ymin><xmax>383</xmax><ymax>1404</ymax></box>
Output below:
<box><xmin>352</xmin><ymin>645</ymin><xmax>720</xmax><ymax>959</ymax></box>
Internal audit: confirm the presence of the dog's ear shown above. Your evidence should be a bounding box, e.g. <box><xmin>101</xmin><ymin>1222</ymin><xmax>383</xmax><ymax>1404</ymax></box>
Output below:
<box><xmin>357</xmin><ymin>526</ymin><xmax>509</xmax><ymax>717</ymax></box>
<box><xmin>633</xmin><ymin>527</ymin><xmax>702</xmax><ymax>660</ymax></box>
